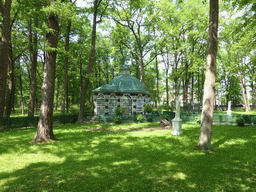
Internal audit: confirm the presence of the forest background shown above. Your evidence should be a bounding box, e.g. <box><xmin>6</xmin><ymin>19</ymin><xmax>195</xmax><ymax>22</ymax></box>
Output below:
<box><xmin>0</xmin><ymin>0</ymin><xmax>255</xmax><ymax>125</ymax></box>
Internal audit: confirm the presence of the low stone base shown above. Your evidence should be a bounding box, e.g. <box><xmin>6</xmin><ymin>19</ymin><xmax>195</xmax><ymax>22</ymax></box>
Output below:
<box><xmin>172</xmin><ymin>118</ymin><xmax>183</xmax><ymax>135</ymax></box>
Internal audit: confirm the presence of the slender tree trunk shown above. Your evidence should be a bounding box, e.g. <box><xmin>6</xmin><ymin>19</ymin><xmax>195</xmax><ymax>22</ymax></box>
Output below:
<box><xmin>200</xmin><ymin>69</ymin><xmax>204</xmax><ymax>109</ymax></box>
<box><xmin>156</xmin><ymin>54</ymin><xmax>160</xmax><ymax>110</ymax></box>
<box><xmin>174</xmin><ymin>53</ymin><xmax>179</xmax><ymax>99</ymax></box>
<box><xmin>197</xmin><ymin>0</ymin><xmax>219</xmax><ymax>150</ymax></box>
<box><xmin>183</xmin><ymin>59</ymin><xmax>190</xmax><ymax>113</ymax></box>
<box><xmin>28</xmin><ymin>18</ymin><xmax>38</xmax><ymax>117</ymax></box>
<box><xmin>33</xmin><ymin>0</ymin><xmax>59</xmax><ymax>142</ymax></box>
<box><xmin>240</xmin><ymin>77</ymin><xmax>250</xmax><ymax>112</ymax></box>
<box><xmin>79</xmin><ymin>51</ymin><xmax>83</xmax><ymax>93</ymax></box>
<box><xmin>18</xmin><ymin>59</ymin><xmax>25</xmax><ymax>116</ymax></box>
<box><xmin>61</xmin><ymin>20</ymin><xmax>71</xmax><ymax>115</ymax></box>
<box><xmin>197</xmin><ymin>70</ymin><xmax>200</xmax><ymax>112</ymax></box>
<box><xmin>251</xmin><ymin>81</ymin><xmax>255</xmax><ymax>110</ymax></box>
<box><xmin>191</xmin><ymin>73</ymin><xmax>194</xmax><ymax>111</ymax></box>
<box><xmin>20</xmin><ymin>80</ymin><xmax>24</xmax><ymax>116</ymax></box>
<box><xmin>0</xmin><ymin>0</ymin><xmax>12</xmax><ymax>128</ymax></box>
<box><xmin>138</xmin><ymin>53</ymin><xmax>145</xmax><ymax>86</ymax></box>
<box><xmin>78</xmin><ymin>0</ymin><xmax>101</xmax><ymax>122</ymax></box>
<box><xmin>55</xmin><ymin>78</ymin><xmax>59</xmax><ymax>112</ymax></box>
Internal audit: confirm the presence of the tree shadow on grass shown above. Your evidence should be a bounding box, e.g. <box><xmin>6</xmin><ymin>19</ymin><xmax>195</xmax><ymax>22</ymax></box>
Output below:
<box><xmin>1</xmin><ymin>124</ymin><xmax>256</xmax><ymax>191</ymax></box>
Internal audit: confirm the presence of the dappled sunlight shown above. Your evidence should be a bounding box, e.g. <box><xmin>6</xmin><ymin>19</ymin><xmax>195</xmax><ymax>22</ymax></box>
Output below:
<box><xmin>219</xmin><ymin>138</ymin><xmax>247</xmax><ymax>148</ymax></box>
<box><xmin>1</xmin><ymin>122</ymin><xmax>256</xmax><ymax>191</ymax></box>
<box><xmin>172</xmin><ymin>172</ymin><xmax>187</xmax><ymax>180</ymax></box>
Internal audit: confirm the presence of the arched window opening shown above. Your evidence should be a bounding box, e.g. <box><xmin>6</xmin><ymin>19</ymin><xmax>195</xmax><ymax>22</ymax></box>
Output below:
<box><xmin>109</xmin><ymin>94</ymin><xmax>117</xmax><ymax>114</ymax></box>
<box><xmin>96</xmin><ymin>94</ymin><xmax>105</xmax><ymax>114</ymax></box>
<box><xmin>137</xmin><ymin>95</ymin><xmax>144</xmax><ymax>113</ymax></box>
<box><xmin>121</xmin><ymin>95</ymin><xmax>132</xmax><ymax>115</ymax></box>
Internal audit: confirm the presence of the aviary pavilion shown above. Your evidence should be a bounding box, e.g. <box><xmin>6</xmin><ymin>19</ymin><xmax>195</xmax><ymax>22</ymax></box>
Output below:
<box><xmin>93</xmin><ymin>65</ymin><xmax>151</xmax><ymax>115</ymax></box>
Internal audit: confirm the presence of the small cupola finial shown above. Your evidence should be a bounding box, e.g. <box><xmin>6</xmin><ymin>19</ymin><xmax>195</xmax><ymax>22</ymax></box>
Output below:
<box><xmin>121</xmin><ymin>64</ymin><xmax>130</xmax><ymax>75</ymax></box>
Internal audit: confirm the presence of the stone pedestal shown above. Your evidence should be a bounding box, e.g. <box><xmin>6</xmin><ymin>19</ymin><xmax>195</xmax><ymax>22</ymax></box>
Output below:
<box><xmin>227</xmin><ymin>110</ymin><xmax>232</xmax><ymax>117</ymax></box>
<box><xmin>227</xmin><ymin>101</ymin><xmax>232</xmax><ymax>118</ymax></box>
<box><xmin>172</xmin><ymin>118</ymin><xmax>183</xmax><ymax>135</ymax></box>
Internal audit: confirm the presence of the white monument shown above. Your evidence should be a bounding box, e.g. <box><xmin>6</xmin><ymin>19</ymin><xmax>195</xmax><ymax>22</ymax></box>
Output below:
<box><xmin>227</xmin><ymin>101</ymin><xmax>232</xmax><ymax>117</ymax></box>
<box><xmin>172</xmin><ymin>99</ymin><xmax>183</xmax><ymax>135</ymax></box>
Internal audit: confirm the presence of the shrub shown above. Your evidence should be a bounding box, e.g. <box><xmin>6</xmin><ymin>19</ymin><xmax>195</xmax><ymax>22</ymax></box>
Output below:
<box><xmin>195</xmin><ymin>115</ymin><xmax>201</xmax><ymax>124</ymax></box>
<box><xmin>162</xmin><ymin>104</ymin><xmax>173</xmax><ymax>112</ymax></box>
<box><xmin>114</xmin><ymin>116</ymin><xmax>122</xmax><ymax>124</ymax></box>
<box><xmin>115</xmin><ymin>107</ymin><xmax>125</xmax><ymax>116</ymax></box>
<box><xmin>143</xmin><ymin>104</ymin><xmax>153</xmax><ymax>114</ymax></box>
<box><xmin>136</xmin><ymin>114</ymin><xmax>143</xmax><ymax>122</ymax></box>
<box><xmin>163</xmin><ymin>114</ymin><xmax>169</xmax><ymax>120</ymax></box>
<box><xmin>236</xmin><ymin>117</ymin><xmax>245</xmax><ymax>127</ymax></box>
<box><xmin>69</xmin><ymin>105</ymin><xmax>80</xmax><ymax>114</ymax></box>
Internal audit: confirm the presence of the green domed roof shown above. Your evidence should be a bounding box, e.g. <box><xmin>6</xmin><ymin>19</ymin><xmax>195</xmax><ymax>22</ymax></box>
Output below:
<box><xmin>93</xmin><ymin>84</ymin><xmax>116</xmax><ymax>92</ymax></box>
<box><xmin>93</xmin><ymin>74</ymin><xmax>151</xmax><ymax>95</ymax></box>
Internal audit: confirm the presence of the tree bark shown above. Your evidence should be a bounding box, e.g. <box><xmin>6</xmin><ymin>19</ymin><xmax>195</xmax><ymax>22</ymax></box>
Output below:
<box><xmin>191</xmin><ymin>73</ymin><xmax>194</xmax><ymax>111</ymax></box>
<box><xmin>240</xmin><ymin>77</ymin><xmax>250</xmax><ymax>112</ymax></box>
<box><xmin>55</xmin><ymin>78</ymin><xmax>59</xmax><ymax>112</ymax></box>
<box><xmin>28</xmin><ymin>17</ymin><xmax>38</xmax><ymax>117</ymax></box>
<box><xmin>251</xmin><ymin>81</ymin><xmax>255</xmax><ymax>110</ymax></box>
<box><xmin>18</xmin><ymin>60</ymin><xmax>25</xmax><ymax>116</ymax></box>
<box><xmin>61</xmin><ymin>20</ymin><xmax>71</xmax><ymax>115</ymax></box>
<box><xmin>78</xmin><ymin>0</ymin><xmax>101</xmax><ymax>122</ymax></box>
<box><xmin>33</xmin><ymin>0</ymin><xmax>59</xmax><ymax>143</ymax></box>
<box><xmin>4</xmin><ymin>45</ymin><xmax>15</xmax><ymax>118</ymax></box>
<box><xmin>197</xmin><ymin>0</ymin><xmax>219</xmax><ymax>150</ymax></box>
<box><xmin>0</xmin><ymin>0</ymin><xmax>12</xmax><ymax>128</ymax></box>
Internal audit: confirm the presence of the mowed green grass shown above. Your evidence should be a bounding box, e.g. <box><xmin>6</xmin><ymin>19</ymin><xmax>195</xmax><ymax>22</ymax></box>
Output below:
<box><xmin>0</xmin><ymin>122</ymin><xmax>256</xmax><ymax>191</ymax></box>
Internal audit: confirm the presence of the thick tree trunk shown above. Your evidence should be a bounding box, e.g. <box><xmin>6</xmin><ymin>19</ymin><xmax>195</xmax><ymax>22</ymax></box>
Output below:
<box><xmin>33</xmin><ymin>1</ymin><xmax>59</xmax><ymax>143</ymax></box>
<box><xmin>78</xmin><ymin>0</ymin><xmax>100</xmax><ymax>122</ymax></box>
<box><xmin>4</xmin><ymin>45</ymin><xmax>15</xmax><ymax>118</ymax></box>
<box><xmin>61</xmin><ymin>20</ymin><xmax>71</xmax><ymax>115</ymax></box>
<box><xmin>0</xmin><ymin>0</ymin><xmax>12</xmax><ymax>128</ymax></box>
<box><xmin>197</xmin><ymin>0</ymin><xmax>219</xmax><ymax>150</ymax></box>
<box><xmin>28</xmin><ymin>18</ymin><xmax>38</xmax><ymax>117</ymax></box>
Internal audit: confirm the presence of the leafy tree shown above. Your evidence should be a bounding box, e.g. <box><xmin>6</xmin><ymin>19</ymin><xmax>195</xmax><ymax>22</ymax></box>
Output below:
<box><xmin>78</xmin><ymin>0</ymin><xmax>105</xmax><ymax>122</ymax></box>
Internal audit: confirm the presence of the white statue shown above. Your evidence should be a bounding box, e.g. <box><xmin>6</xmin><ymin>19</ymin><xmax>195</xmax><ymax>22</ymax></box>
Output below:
<box><xmin>175</xmin><ymin>99</ymin><xmax>180</xmax><ymax>119</ymax></box>
<box><xmin>172</xmin><ymin>98</ymin><xmax>183</xmax><ymax>135</ymax></box>
<box><xmin>227</xmin><ymin>101</ymin><xmax>232</xmax><ymax>117</ymax></box>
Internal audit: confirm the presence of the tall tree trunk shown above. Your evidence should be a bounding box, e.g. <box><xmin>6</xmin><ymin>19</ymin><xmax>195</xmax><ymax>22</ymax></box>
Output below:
<box><xmin>61</xmin><ymin>20</ymin><xmax>71</xmax><ymax>115</ymax></box>
<box><xmin>4</xmin><ymin>45</ymin><xmax>15</xmax><ymax>118</ymax></box>
<box><xmin>197</xmin><ymin>70</ymin><xmax>200</xmax><ymax>112</ymax></box>
<box><xmin>78</xmin><ymin>0</ymin><xmax>101</xmax><ymax>122</ymax></box>
<box><xmin>79</xmin><ymin>51</ymin><xmax>83</xmax><ymax>93</ymax></box>
<box><xmin>191</xmin><ymin>73</ymin><xmax>194</xmax><ymax>111</ymax></box>
<box><xmin>174</xmin><ymin>53</ymin><xmax>179</xmax><ymax>99</ymax></box>
<box><xmin>197</xmin><ymin>0</ymin><xmax>219</xmax><ymax>150</ymax></box>
<box><xmin>0</xmin><ymin>0</ymin><xmax>12</xmax><ymax>128</ymax></box>
<box><xmin>251</xmin><ymin>81</ymin><xmax>255</xmax><ymax>110</ymax></box>
<box><xmin>55</xmin><ymin>77</ymin><xmax>60</xmax><ymax>112</ymax></box>
<box><xmin>28</xmin><ymin>17</ymin><xmax>38</xmax><ymax>117</ymax></box>
<box><xmin>156</xmin><ymin>53</ymin><xmax>160</xmax><ymax>110</ymax></box>
<box><xmin>18</xmin><ymin>59</ymin><xmax>25</xmax><ymax>116</ymax></box>
<box><xmin>33</xmin><ymin>0</ymin><xmax>59</xmax><ymax>143</ymax></box>
<box><xmin>240</xmin><ymin>77</ymin><xmax>250</xmax><ymax>112</ymax></box>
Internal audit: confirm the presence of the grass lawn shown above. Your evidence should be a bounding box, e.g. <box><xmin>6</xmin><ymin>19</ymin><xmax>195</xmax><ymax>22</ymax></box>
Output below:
<box><xmin>0</xmin><ymin>122</ymin><xmax>256</xmax><ymax>191</ymax></box>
